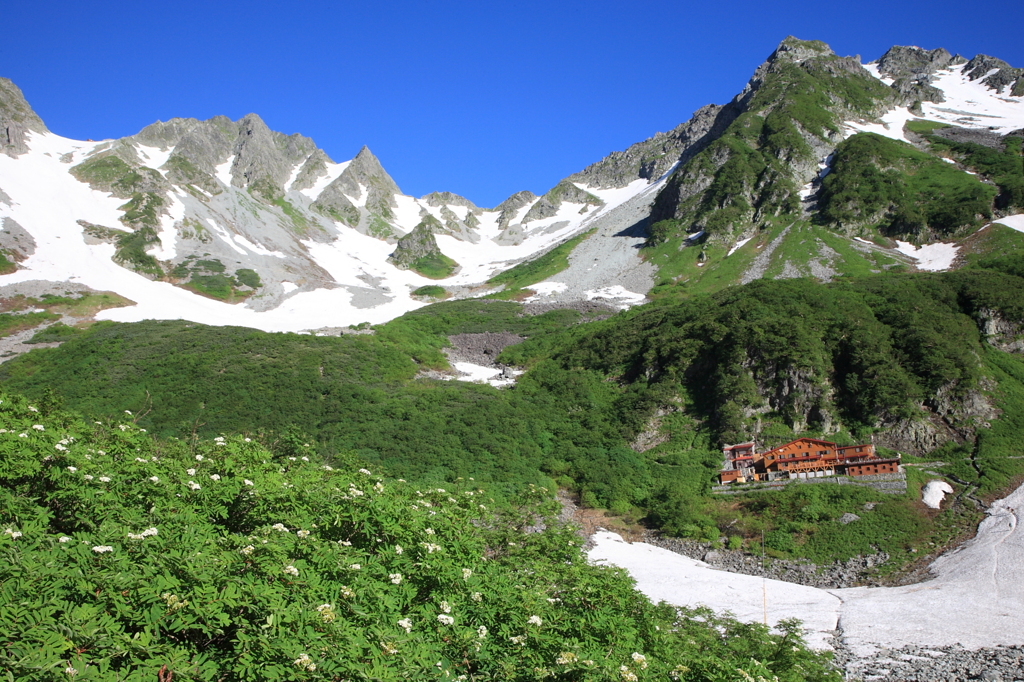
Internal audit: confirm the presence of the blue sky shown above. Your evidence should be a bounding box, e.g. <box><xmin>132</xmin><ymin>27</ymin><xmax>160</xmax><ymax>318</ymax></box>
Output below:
<box><xmin>4</xmin><ymin>0</ymin><xmax>1023</xmax><ymax>207</ymax></box>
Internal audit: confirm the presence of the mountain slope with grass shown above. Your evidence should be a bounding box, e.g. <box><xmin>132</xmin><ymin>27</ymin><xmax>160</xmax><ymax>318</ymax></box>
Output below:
<box><xmin>0</xmin><ymin>392</ymin><xmax>839</xmax><ymax>681</ymax></box>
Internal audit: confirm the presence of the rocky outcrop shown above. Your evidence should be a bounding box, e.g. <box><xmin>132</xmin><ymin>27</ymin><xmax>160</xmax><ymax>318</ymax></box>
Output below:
<box><xmin>522</xmin><ymin>181</ymin><xmax>603</xmax><ymax>224</ymax></box>
<box><xmin>976</xmin><ymin>307</ymin><xmax>1024</xmax><ymax>353</ymax></box>
<box><xmin>0</xmin><ymin>217</ymin><xmax>36</xmax><ymax>261</ymax></box>
<box><xmin>494</xmin><ymin>190</ymin><xmax>537</xmax><ymax>230</ymax></box>
<box><xmin>313</xmin><ymin>146</ymin><xmax>401</xmax><ymax>234</ymax></box>
<box><xmin>422</xmin><ymin>191</ymin><xmax>477</xmax><ymax>210</ymax></box>
<box><xmin>228</xmin><ymin>114</ymin><xmax>318</xmax><ymax>201</ymax></box>
<box><xmin>0</xmin><ymin>78</ymin><xmax>47</xmax><ymax>157</ymax></box>
<box><xmin>874</xmin><ymin>45</ymin><xmax>966</xmax><ymax>105</ymax></box>
<box><xmin>387</xmin><ymin>215</ymin><xmax>446</xmax><ymax>269</ymax></box>
<box><xmin>568</xmin><ymin>103</ymin><xmax>739</xmax><ymax>190</ymax></box>
<box><xmin>963</xmin><ymin>54</ymin><xmax>1024</xmax><ymax>94</ymax></box>
<box><xmin>152</xmin><ymin>117</ymin><xmax>236</xmax><ymax>193</ymax></box>
<box><xmin>649</xmin><ymin>37</ymin><xmax>893</xmax><ymax>233</ymax></box>
<box><xmin>290</xmin><ymin>149</ymin><xmax>332</xmax><ymax>192</ymax></box>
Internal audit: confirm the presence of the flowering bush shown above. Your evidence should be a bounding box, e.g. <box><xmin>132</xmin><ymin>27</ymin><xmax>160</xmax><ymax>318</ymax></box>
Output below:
<box><xmin>0</xmin><ymin>392</ymin><xmax>837</xmax><ymax>681</ymax></box>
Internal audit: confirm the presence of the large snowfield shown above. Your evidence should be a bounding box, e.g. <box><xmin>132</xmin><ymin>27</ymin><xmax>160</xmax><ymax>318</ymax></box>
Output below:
<box><xmin>589</xmin><ymin>480</ymin><xmax>1024</xmax><ymax>659</ymax></box>
<box><xmin>0</xmin><ymin>131</ymin><xmax>664</xmax><ymax>333</ymax></box>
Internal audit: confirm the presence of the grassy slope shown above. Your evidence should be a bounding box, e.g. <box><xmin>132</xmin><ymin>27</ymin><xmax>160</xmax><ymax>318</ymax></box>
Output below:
<box><xmin>487</xmin><ymin>228</ymin><xmax>596</xmax><ymax>298</ymax></box>
<box><xmin>0</xmin><ymin>393</ymin><xmax>838</xmax><ymax>681</ymax></box>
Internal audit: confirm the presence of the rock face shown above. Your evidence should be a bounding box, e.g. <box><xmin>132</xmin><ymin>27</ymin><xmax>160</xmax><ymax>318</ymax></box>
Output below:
<box><xmin>875</xmin><ymin>45</ymin><xmax>965</xmax><ymax>105</ymax></box>
<box><xmin>648</xmin><ymin>36</ymin><xmax>894</xmax><ymax>237</ymax></box>
<box><xmin>568</xmin><ymin>103</ymin><xmax>738</xmax><ymax>190</ymax></box>
<box><xmin>387</xmin><ymin>215</ymin><xmax>447</xmax><ymax>270</ymax></box>
<box><xmin>963</xmin><ymin>54</ymin><xmax>1024</xmax><ymax>95</ymax></box>
<box><xmin>522</xmin><ymin>181</ymin><xmax>603</xmax><ymax>224</ymax></box>
<box><xmin>0</xmin><ymin>78</ymin><xmax>48</xmax><ymax>157</ymax></box>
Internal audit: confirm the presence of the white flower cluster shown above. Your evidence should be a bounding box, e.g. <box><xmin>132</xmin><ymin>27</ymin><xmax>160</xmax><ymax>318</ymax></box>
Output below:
<box><xmin>293</xmin><ymin>653</ymin><xmax>316</xmax><ymax>672</ymax></box>
<box><xmin>240</xmin><ymin>545</ymin><xmax>255</xmax><ymax>556</ymax></box>
<box><xmin>187</xmin><ymin>481</ymin><xmax>201</xmax><ymax>491</ymax></box>
<box><xmin>461</xmin><ymin>568</ymin><xmax>473</xmax><ymax>580</ymax></box>
<box><xmin>556</xmin><ymin>652</ymin><xmax>578</xmax><ymax>665</ymax></box>
<box><xmin>421</xmin><ymin>542</ymin><xmax>441</xmax><ymax>553</ymax></box>
<box><xmin>209</xmin><ymin>474</ymin><xmax>220</xmax><ymax>481</ymax></box>
<box><xmin>437</xmin><ymin>614</ymin><xmax>454</xmax><ymax>626</ymax></box>
<box><xmin>3</xmin><ymin>528</ymin><xmax>22</xmax><ymax>540</ymax></box>
<box><xmin>631</xmin><ymin>652</ymin><xmax>648</xmax><ymax>670</ymax></box>
<box><xmin>439</xmin><ymin>601</ymin><xmax>451</xmax><ymax>613</ymax></box>
<box><xmin>271</xmin><ymin>523</ymin><xmax>289</xmax><ymax>533</ymax></box>
<box><xmin>127</xmin><ymin>527</ymin><xmax>158</xmax><ymax>541</ymax></box>
<box><xmin>398</xmin><ymin>617</ymin><xmax>413</xmax><ymax>633</ymax></box>
<box><xmin>296</xmin><ymin>530</ymin><xmax>310</xmax><ymax>538</ymax></box>
<box><xmin>162</xmin><ymin>592</ymin><xmax>188</xmax><ymax>611</ymax></box>
<box><xmin>477</xmin><ymin>625</ymin><xmax>488</xmax><ymax>639</ymax></box>
<box><xmin>283</xmin><ymin>565</ymin><xmax>299</xmax><ymax>577</ymax></box>
<box><xmin>91</xmin><ymin>545</ymin><xmax>114</xmax><ymax>553</ymax></box>
<box><xmin>389</xmin><ymin>573</ymin><xmax>402</xmax><ymax>585</ymax></box>
<box><xmin>316</xmin><ymin>603</ymin><xmax>336</xmax><ymax>623</ymax></box>
<box><xmin>619</xmin><ymin>666</ymin><xmax>638</xmax><ymax>681</ymax></box>
<box><xmin>528</xmin><ymin>615</ymin><xmax>542</xmax><ymax>626</ymax></box>
<box><xmin>339</xmin><ymin>585</ymin><xmax>355</xmax><ymax>598</ymax></box>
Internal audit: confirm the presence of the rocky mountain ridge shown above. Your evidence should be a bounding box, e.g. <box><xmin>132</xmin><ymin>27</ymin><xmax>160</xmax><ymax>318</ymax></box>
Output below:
<box><xmin>0</xmin><ymin>37</ymin><xmax>1021</xmax><ymax>332</ymax></box>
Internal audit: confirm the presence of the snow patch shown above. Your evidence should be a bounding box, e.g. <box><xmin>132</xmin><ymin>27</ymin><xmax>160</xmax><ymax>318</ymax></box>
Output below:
<box><xmin>299</xmin><ymin>160</ymin><xmax>350</xmax><ymax>201</ymax></box>
<box><xmin>451</xmin><ymin>362</ymin><xmax>520</xmax><ymax>388</ymax></box>
<box><xmin>591</xmin><ymin>479</ymin><xmax>1024</xmax><ymax>657</ymax></box>
<box><xmin>585</xmin><ymin>285</ymin><xmax>646</xmax><ymax>308</ymax></box>
<box><xmin>994</xmin><ymin>214</ymin><xmax>1024</xmax><ymax>233</ymax></box>
<box><xmin>135</xmin><ymin>144</ymin><xmax>173</xmax><ymax>174</ymax></box>
<box><xmin>727</xmin><ymin>237</ymin><xmax>752</xmax><ymax>257</ymax></box>
<box><xmin>894</xmin><ymin>240</ymin><xmax>959</xmax><ymax>271</ymax></box>
<box><xmin>922</xmin><ymin>480</ymin><xmax>955</xmax><ymax>509</ymax></box>
<box><xmin>214</xmin><ymin>156</ymin><xmax>235</xmax><ymax>186</ymax></box>
<box><xmin>147</xmin><ymin>193</ymin><xmax>185</xmax><ymax>260</ymax></box>
<box><xmin>844</xmin><ymin>107</ymin><xmax>917</xmax><ymax>142</ymax></box>
<box><xmin>281</xmin><ymin>281</ymin><xmax>298</xmax><ymax>294</ymax></box>
<box><xmin>523</xmin><ymin>282</ymin><xmax>568</xmax><ymax>300</ymax></box>
<box><xmin>589</xmin><ymin>531</ymin><xmax>841</xmax><ymax>650</ymax></box>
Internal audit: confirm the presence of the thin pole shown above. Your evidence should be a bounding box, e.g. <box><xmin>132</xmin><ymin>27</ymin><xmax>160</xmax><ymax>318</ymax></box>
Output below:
<box><xmin>762</xmin><ymin>530</ymin><xmax>767</xmax><ymax>625</ymax></box>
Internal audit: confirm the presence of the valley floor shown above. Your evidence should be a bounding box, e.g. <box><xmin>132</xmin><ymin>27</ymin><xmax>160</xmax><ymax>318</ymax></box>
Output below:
<box><xmin>589</xmin><ymin>481</ymin><xmax>1024</xmax><ymax>678</ymax></box>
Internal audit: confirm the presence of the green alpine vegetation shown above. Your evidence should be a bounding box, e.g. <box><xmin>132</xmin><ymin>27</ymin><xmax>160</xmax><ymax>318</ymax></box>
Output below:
<box><xmin>171</xmin><ymin>258</ymin><xmax>263</xmax><ymax>302</ymax></box>
<box><xmin>648</xmin><ymin>38</ymin><xmax>893</xmax><ymax>258</ymax></box>
<box><xmin>818</xmin><ymin>132</ymin><xmax>998</xmax><ymax>239</ymax></box>
<box><xmin>487</xmin><ymin>229</ymin><xmax>595</xmax><ymax>298</ymax></box>
<box><xmin>906</xmin><ymin>121</ymin><xmax>1024</xmax><ymax>211</ymax></box>
<box><xmin>0</xmin><ymin>392</ymin><xmax>839</xmax><ymax>681</ymax></box>
<box><xmin>5</xmin><ymin>262</ymin><xmax>1024</xmax><ymax>569</ymax></box>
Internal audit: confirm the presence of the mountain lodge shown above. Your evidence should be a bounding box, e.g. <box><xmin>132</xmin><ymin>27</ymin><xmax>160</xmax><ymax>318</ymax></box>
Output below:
<box><xmin>719</xmin><ymin>437</ymin><xmax>900</xmax><ymax>484</ymax></box>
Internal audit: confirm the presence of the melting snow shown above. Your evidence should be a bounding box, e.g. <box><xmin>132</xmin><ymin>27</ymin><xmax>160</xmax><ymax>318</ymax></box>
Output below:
<box><xmin>214</xmin><ymin>155</ymin><xmax>235</xmax><ymax>186</ymax></box>
<box><xmin>584</xmin><ymin>285</ymin><xmax>646</xmax><ymax>308</ymax></box>
<box><xmin>135</xmin><ymin>144</ymin><xmax>173</xmax><ymax>173</ymax></box>
<box><xmin>922</xmin><ymin>480</ymin><xmax>955</xmax><ymax>509</ymax></box>
<box><xmin>590</xmin><ymin>479</ymin><xmax>1024</xmax><ymax>657</ymax></box>
<box><xmin>894</xmin><ymin>240</ymin><xmax>959</xmax><ymax>271</ymax></box>
<box><xmin>995</xmin><ymin>214</ymin><xmax>1024</xmax><ymax>233</ymax></box>
<box><xmin>298</xmin><ymin>160</ymin><xmax>350</xmax><ymax>201</ymax></box>
<box><xmin>727</xmin><ymin>237</ymin><xmax>752</xmax><ymax>256</ymax></box>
